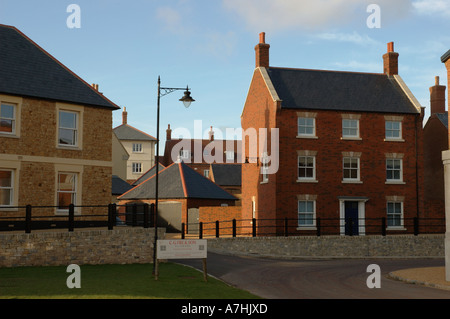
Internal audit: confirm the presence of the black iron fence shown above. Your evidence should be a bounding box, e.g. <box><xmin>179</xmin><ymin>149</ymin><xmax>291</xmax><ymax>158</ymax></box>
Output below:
<box><xmin>0</xmin><ymin>203</ymin><xmax>156</xmax><ymax>233</ymax></box>
<box><xmin>182</xmin><ymin>216</ymin><xmax>446</xmax><ymax>239</ymax></box>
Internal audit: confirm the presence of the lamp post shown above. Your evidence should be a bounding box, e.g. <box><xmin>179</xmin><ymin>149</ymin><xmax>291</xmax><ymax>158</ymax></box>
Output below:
<box><xmin>153</xmin><ymin>76</ymin><xmax>194</xmax><ymax>276</ymax></box>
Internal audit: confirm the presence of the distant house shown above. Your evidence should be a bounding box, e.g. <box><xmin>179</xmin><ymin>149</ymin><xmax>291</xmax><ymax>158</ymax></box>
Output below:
<box><xmin>161</xmin><ymin>124</ymin><xmax>242</xmax><ymax>178</ymax></box>
<box><xmin>423</xmin><ymin>76</ymin><xmax>447</xmax><ymax>221</ymax></box>
<box><xmin>113</xmin><ymin>108</ymin><xmax>156</xmax><ymax>183</ymax></box>
<box><xmin>241</xmin><ymin>33</ymin><xmax>424</xmax><ymax>236</ymax></box>
<box><xmin>0</xmin><ymin>24</ymin><xmax>119</xmax><ymax>218</ymax></box>
<box><xmin>118</xmin><ymin>161</ymin><xmax>237</xmax><ymax>232</ymax></box>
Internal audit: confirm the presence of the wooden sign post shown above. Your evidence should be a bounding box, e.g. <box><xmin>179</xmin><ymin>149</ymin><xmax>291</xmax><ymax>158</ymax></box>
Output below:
<box><xmin>156</xmin><ymin>239</ymin><xmax>208</xmax><ymax>281</ymax></box>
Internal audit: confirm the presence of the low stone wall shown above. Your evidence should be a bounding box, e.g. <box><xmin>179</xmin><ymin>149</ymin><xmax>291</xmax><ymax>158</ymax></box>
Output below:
<box><xmin>207</xmin><ymin>234</ymin><xmax>445</xmax><ymax>258</ymax></box>
<box><xmin>0</xmin><ymin>227</ymin><xmax>165</xmax><ymax>268</ymax></box>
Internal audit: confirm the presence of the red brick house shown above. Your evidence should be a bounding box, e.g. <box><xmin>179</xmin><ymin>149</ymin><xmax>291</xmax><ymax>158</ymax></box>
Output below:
<box><xmin>241</xmin><ymin>33</ymin><xmax>424</xmax><ymax>236</ymax></box>
<box><xmin>423</xmin><ymin>76</ymin><xmax>447</xmax><ymax>223</ymax></box>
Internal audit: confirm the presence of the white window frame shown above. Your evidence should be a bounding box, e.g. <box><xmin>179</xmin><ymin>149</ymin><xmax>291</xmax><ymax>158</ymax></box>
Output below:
<box><xmin>343</xmin><ymin>157</ymin><xmax>360</xmax><ymax>182</ymax></box>
<box><xmin>56</xmin><ymin>172</ymin><xmax>77</xmax><ymax>214</ymax></box>
<box><xmin>385</xmin><ymin>121</ymin><xmax>402</xmax><ymax>140</ymax></box>
<box><xmin>261</xmin><ymin>152</ymin><xmax>269</xmax><ymax>183</ymax></box>
<box><xmin>342</xmin><ymin>119</ymin><xmax>359</xmax><ymax>139</ymax></box>
<box><xmin>0</xmin><ymin>103</ymin><xmax>16</xmax><ymax>135</ymax></box>
<box><xmin>297</xmin><ymin>117</ymin><xmax>315</xmax><ymax>137</ymax></box>
<box><xmin>0</xmin><ymin>169</ymin><xmax>14</xmax><ymax>207</ymax></box>
<box><xmin>298</xmin><ymin>199</ymin><xmax>316</xmax><ymax>228</ymax></box>
<box><xmin>386</xmin><ymin>158</ymin><xmax>403</xmax><ymax>183</ymax></box>
<box><xmin>132</xmin><ymin>143</ymin><xmax>143</xmax><ymax>153</ymax></box>
<box><xmin>58</xmin><ymin>110</ymin><xmax>79</xmax><ymax>147</ymax></box>
<box><xmin>132</xmin><ymin>162</ymin><xmax>142</xmax><ymax>174</ymax></box>
<box><xmin>204</xmin><ymin>169</ymin><xmax>210</xmax><ymax>178</ymax></box>
<box><xmin>386</xmin><ymin>201</ymin><xmax>404</xmax><ymax>229</ymax></box>
<box><xmin>180</xmin><ymin>150</ymin><xmax>191</xmax><ymax>160</ymax></box>
<box><xmin>297</xmin><ymin>155</ymin><xmax>316</xmax><ymax>181</ymax></box>
<box><xmin>225</xmin><ymin>151</ymin><xmax>235</xmax><ymax>161</ymax></box>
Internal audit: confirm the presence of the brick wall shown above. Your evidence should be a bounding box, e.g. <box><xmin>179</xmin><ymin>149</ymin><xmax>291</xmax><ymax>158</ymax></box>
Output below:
<box><xmin>199</xmin><ymin>206</ymin><xmax>243</xmax><ymax>236</ymax></box>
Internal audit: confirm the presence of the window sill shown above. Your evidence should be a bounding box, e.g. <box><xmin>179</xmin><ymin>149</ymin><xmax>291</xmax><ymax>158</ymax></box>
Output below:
<box><xmin>0</xmin><ymin>206</ymin><xmax>18</xmax><ymax>212</ymax></box>
<box><xmin>0</xmin><ymin>133</ymin><xmax>19</xmax><ymax>138</ymax></box>
<box><xmin>385</xmin><ymin>181</ymin><xmax>405</xmax><ymax>185</ymax></box>
<box><xmin>341</xmin><ymin>137</ymin><xmax>362</xmax><ymax>141</ymax></box>
<box><xmin>296</xmin><ymin>179</ymin><xmax>318</xmax><ymax>183</ymax></box>
<box><xmin>386</xmin><ymin>227</ymin><xmax>406</xmax><ymax>231</ymax></box>
<box><xmin>342</xmin><ymin>180</ymin><xmax>362</xmax><ymax>184</ymax></box>
<box><xmin>296</xmin><ymin>135</ymin><xmax>318</xmax><ymax>139</ymax></box>
<box><xmin>260</xmin><ymin>180</ymin><xmax>269</xmax><ymax>184</ymax></box>
<box><xmin>57</xmin><ymin>145</ymin><xmax>81</xmax><ymax>151</ymax></box>
<box><xmin>384</xmin><ymin>138</ymin><xmax>405</xmax><ymax>142</ymax></box>
<box><xmin>297</xmin><ymin>226</ymin><xmax>317</xmax><ymax>231</ymax></box>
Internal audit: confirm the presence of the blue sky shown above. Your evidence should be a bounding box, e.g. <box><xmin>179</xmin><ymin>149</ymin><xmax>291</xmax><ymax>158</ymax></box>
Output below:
<box><xmin>1</xmin><ymin>0</ymin><xmax>449</xmax><ymax>151</ymax></box>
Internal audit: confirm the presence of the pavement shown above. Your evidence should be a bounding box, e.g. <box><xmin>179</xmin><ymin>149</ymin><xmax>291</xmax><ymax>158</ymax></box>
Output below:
<box><xmin>389</xmin><ymin>266</ymin><xmax>450</xmax><ymax>291</ymax></box>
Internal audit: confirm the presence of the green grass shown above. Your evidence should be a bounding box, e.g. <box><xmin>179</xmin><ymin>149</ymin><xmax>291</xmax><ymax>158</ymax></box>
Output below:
<box><xmin>0</xmin><ymin>263</ymin><xmax>260</xmax><ymax>299</ymax></box>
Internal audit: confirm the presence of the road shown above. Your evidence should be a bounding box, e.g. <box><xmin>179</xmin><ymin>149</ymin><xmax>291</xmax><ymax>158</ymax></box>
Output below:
<box><xmin>175</xmin><ymin>252</ymin><xmax>450</xmax><ymax>299</ymax></box>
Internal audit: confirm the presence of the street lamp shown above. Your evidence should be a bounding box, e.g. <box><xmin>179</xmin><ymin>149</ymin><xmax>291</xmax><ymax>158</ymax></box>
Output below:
<box><xmin>153</xmin><ymin>76</ymin><xmax>194</xmax><ymax>276</ymax></box>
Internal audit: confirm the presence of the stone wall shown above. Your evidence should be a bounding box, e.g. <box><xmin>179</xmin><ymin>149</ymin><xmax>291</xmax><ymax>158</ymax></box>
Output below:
<box><xmin>207</xmin><ymin>234</ymin><xmax>445</xmax><ymax>258</ymax></box>
<box><xmin>0</xmin><ymin>227</ymin><xmax>165</xmax><ymax>268</ymax></box>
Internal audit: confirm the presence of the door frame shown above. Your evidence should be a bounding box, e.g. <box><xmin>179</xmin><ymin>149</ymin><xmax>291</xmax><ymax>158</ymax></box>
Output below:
<box><xmin>338</xmin><ymin>197</ymin><xmax>369</xmax><ymax>236</ymax></box>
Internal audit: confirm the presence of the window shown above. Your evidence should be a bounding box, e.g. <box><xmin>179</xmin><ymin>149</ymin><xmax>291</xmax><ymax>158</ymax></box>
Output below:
<box><xmin>204</xmin><ymin>169</ymin><xmax>209</xmax><ymax>178</ymax></box>
<box><xmin>180</xmin><ymin>150</ymin><xmax>190</xmax><ymax>160</ymax></box>
<box><xmin>225</xmin><ymin>151</ymin><xmax>235</xmax><ymax>161</ymax></box>
<box><xmin>386</xmin><ymin>159</ymin><xmax>402</xmax><ymax>182</ymax></box>
<box><xmin>342</xmin><ymin>119</ymin><xmax>359</xmax><ymax>138</ymax></box>
<box><xmin>298</xmin><ymin>156</ymin><xmax>315</xmax><ymax>180</ymax></box>
<box><xmin>343</xmin><ymin>157</ymin><xmax>359</xmax><ymax>181</ymax></box>
<box><xmin>298</xmin><ymin>200</ymin><xmax>315</xmax><ymax>227</ymax></box>
<box><xmin>298</xmin><ymin>117</ymin><xmax>315</xmax><ymax>136</ymax></box>
<box><xmin>387</xmin><ymin>201</ymin><xmax>403</xmax><ymax>228</ymax></box>
<box><xmin>0</xmin><ymin>170</ymin><xmax>13</xmax><ymax>207</ymax></box>
<box><xmin>57</xmin><ymin>172</ymin><xmax>77</xmax><ymax>212</ymax></box>
<box><xmin>261</xmin><ymin>152</ymin><xmax>269</xmax><ymax>183</ymax></box>
<box><xmin>385</xmin><ymin>121</ymin><xmax>401</xmax><ymax>139</ymax></box>
<box><xmin>132</xmin><ymin>162</ymin><xmax>142</xmax><ymax>174</ymax></box>
<box><xmin>58</xmin><ymin>110</ymin><xmax>78</xmax><ymax>146</ymax></box>
<box><xmin>132</xmin><ymin>143</ymin><xmax>143</xmax><ymax>153</ymax></box>
<box><xmin>0</xmin><ymin>103</ymin><xmax>15</xmax><ymax>134</ymax></box>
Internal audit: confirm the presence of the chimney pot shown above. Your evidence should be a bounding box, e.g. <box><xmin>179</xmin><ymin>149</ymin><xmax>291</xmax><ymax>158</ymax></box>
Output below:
<box><xmin>255</xmin><ymin>32</ymin><xmax>270</xmax><ymax>68</ymax></box>
<box><xmin>387</xmin><ymin>42</ymin><xmax>394</xmax><ymax>53</ymax></box>
<box><xmin>436</xmin><ymin>76</ymin><xmax>440</xmax><ymax>86</ymax></box>
<box><xmin>259</xmin><ymin>32</ymin><xmax>265</xmax><ymax>44</ymax></box>
<box><xmin>209</xmin><ymin>126</ymin><xmax>214</xmax><ymax>141</ymax></box>
<box><xmin>383</xmin><ymin>42</ymin><xmax>399</xmax><ymax>76</ymax></box>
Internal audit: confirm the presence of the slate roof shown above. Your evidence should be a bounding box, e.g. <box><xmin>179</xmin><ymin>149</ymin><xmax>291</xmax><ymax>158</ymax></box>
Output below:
<box><xmin>112</xmin><ymin>175</ymin><xmax>134</xmax><ymax>196</ymax></box>
<box><xmin>266</xmin><ymin>67</ymin><xmax>419</xmax><ymax>114</ymax></box>
<box><xmin>113</xmin><ymin>124</ymin><xmax>156</xmax><ymax>141</ymax></box>
<box><xmin>441</xmin><ymin>49</ymin><xmax>450</xmax><ymax>63</ymax></box>
<box><xmin>132</xmin><ymin>163</ymin><xmax>165</xmax><ymax>186</ymax></box>
<box><xmin>119</xmin><ymin>161</ymin><xmax>237</xmax><ymax>200</ymax></box>
<box><xmin>211</xmin><ymin>164</ymin><xmax>241</xmax><ymax>186</ymax></box>
<box><xmin>435</xmin><ymin>112</ymin><xmax>448</xmax><ymax>128</ymax></box>
<box><xmin>0</xmin><ymin>24</ymin><xmax>119</xmax><ymax>110</ymax></box>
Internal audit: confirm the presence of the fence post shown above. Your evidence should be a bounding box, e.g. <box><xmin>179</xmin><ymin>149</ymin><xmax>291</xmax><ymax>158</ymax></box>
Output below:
<box><xmin>68</xmin><ymin>204</ymin><xmax>74</xmax><ymax>232</ymax></box>
<box><xmin>232</xmin><ymin>219</ymin><xmax>236</xmax><ymax>237</ymax></box>
<box><xmin>107</xmin><ymin>203</ymin><xmax>113</xmax><ymax>230</ymax></box>
<box><xmin>414</xmin><ymin>217</ymin><xmax>419</xmax><ymax>236</ymax></box>
<box><xmin>25</xmin><ymin>205</ymin><xmax>32</xmax><ymax>234</ymax></box>
<box><xmin>199</xmin><ymin>222</ymin><xmax>203</xmax><ymax>239</ymax></box>
<box><xmin>316</xmin><ymin>217</ymin><xmax>321</xmax><ymax>237</ymax></box>
<box><xmin>216</xmin><ymin>220</ymin><xmax>219</xmax><ymax>238</ymax></box>
<box><xmin>143</xmin><ymin>203</ymin><xmax>149</xmax><ymax>228</ymax></box>
<box><xmin>284</xmin><ymin>217</ymin><xmax>288</xmax><ymax>237</ymax></box>
<box><xmin>181</xmin><ymin>223</ymin><xmax>185</xmax><ymax>239</ymax></box>
<box><xmin>252</xmin><ymin>218</ymin><xmax>256</xmax><ymax>237</ymax></box>
<box><xmin>381</xmin><ymin>217</ymin><xmax>386</xmax><ymax>236</ymax></box>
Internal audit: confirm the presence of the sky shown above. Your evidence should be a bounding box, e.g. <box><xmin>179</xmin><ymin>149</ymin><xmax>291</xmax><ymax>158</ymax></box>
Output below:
<box><xmin>1</xmin><ymin>0</ymin><xmax>449</xmax><ymax>152</ymax></box>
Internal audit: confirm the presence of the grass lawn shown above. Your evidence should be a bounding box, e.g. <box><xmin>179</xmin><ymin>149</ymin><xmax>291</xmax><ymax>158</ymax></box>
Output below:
<box><xmin>0</xmin><ymin>262</ymin><xmax>260</xmax><ymax>299</ymax></box>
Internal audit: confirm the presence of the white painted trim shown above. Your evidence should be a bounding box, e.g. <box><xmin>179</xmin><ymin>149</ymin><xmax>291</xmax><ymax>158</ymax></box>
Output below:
<box><xmin>0</xmin><ymin>153</ymin><xmax>112</xmax><ymax>167</ymax></box>
<box><xmin>258</xmin><ymin>67</ymin><xmax>281</xmax><ymax>102</ymax></box>
<box><xmin>393</xmin><ymin>75</ymin><xmax>422</xmax><ymax>113</ymax></box>
<box><xmin>339</xmin><ymin>199</ymin><xmax>368</xmax><ymax>236</ymax></box>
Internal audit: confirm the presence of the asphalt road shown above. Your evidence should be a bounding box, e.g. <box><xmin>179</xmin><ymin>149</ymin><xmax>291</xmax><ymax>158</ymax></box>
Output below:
<box><xmin>175</xmin><ymin>252</ymin><xmax>450</xmax><ymax>299</ymax></box>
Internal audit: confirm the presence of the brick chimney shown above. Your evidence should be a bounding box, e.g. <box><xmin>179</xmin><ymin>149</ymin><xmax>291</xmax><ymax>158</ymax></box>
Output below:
<box><xmin>122</xmin><ymin>107</ymin><xmax>127</xmax><ymax>125</ymax></box>
<box><xmin>383</xmin><ymin>42</ymin><xmax>399</xmax><ymax>76</ymax></box>
<box><xmin>255</xmin><ymin>32</ymin><xmax>270</xmax><ymax>68</ymax></box>
<box><xmin>166</xmin><ymin>124</ymin><xmax>172</xmax><ymax>141</ymax></box>
<box><xmin>209</xmin><ymin>126</ymin><xmax>214</xmax><ymax>141</ymax></box>
<box><xmin>430</xmin><ymin>76</ymin><xmax>446</xmax><ymax>115</ymax></box>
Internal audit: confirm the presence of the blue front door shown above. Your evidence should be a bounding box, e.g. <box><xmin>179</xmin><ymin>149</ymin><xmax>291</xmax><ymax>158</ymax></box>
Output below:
<box><xmin>345</xmin><ymin>201</ymin><xmax>359</xmax><ymax>235</ymax></box>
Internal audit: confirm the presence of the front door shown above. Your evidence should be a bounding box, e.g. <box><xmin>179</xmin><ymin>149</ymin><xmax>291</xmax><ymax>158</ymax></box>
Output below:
<box><xmin>345</xmin><ymin>201</ymin><xmax>359</xmax><ymax>235</ymax></box>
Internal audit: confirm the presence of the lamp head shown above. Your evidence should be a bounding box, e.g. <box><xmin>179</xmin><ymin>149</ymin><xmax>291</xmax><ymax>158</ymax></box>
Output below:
<box><xmin>179</xmin><ymin>87</ymin><xmax>195</xmax><ymax>108</ymax></box>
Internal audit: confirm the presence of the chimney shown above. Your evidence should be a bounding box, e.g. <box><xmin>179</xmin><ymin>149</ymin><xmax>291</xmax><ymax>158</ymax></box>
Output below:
<box><xmin>255</xmin><ymin>32</ymin><xmax>270</xmax><ymax>68</ymax></box>
<box><xmin>122</xmin><ymin>107</ymin><xmax>127</xmax><ymax>125</ymax></box>
<box><xmin>166</xmin><ymin>124</ymin><xmax>172</xmax><ymax>141</ymax></box>
<box><xmin>430</xmin><ymin>76</ymin><xmax>446</xmax><ymax>115</ymax></box>
<box><xmin>209</xmin><ymin>126</ymin><xmax>214</xmax><ymax>141</ymax></box>
<box><xmin>383</xmin><ymin>42</ymin><xmax>399</xmax><ymax>76</ymax></box>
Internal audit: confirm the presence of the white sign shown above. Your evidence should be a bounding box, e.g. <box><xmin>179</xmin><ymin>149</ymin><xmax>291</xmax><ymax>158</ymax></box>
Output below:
<box><xmin>157</xmin><ymin>239</ymin><xmax>207</xmax><ymax>259</ymax></box>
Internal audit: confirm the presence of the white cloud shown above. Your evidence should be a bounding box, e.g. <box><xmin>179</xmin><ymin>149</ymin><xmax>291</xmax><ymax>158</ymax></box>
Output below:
<box><xmin>223</xmin><ymin>0</ymin><xmax>412</xmax><ymax>32</ymax></box>
<box><xmin>413</xmin><ymin>0</ymin><xmax>450</xmax><ymax>17</ymax></box>
<box><xmin>331</xmin><ymin>61</ymin><xmax>382</xmax><ymax>73</ymax></box>
<box><xmin>156</xmin><ymin>6</ymin><xmax>188</xmax><ymax>35</ymax></box>
<box><xmin>314</xmin><ymin>31</ymin><xmax>381</xmax><ymax>46</ymax></box>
